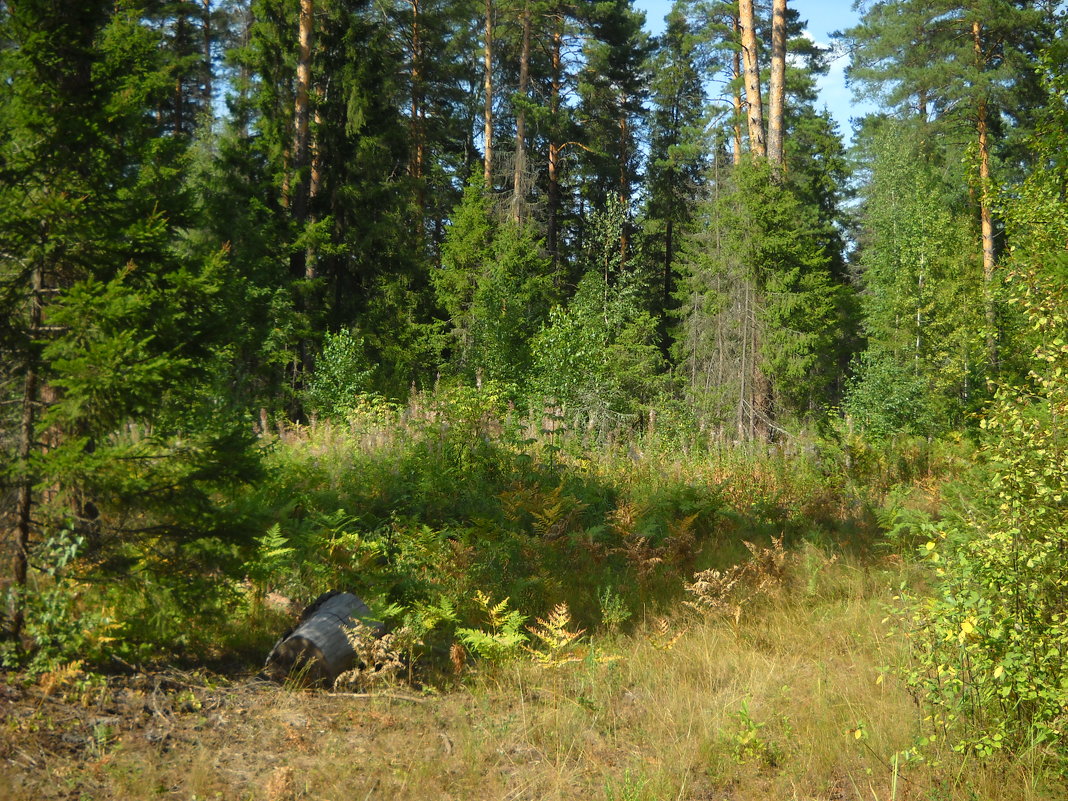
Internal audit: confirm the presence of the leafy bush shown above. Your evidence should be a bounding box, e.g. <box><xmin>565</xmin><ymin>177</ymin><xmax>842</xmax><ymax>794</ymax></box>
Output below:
<box><xmin>1</xmin><ymin>529</ymin><xmax>123</xmax><ymax>674</ymax></box>
<box><xmin>900</xmin><ymin>47</ymin><xmax>1068</xmax><ymax>758</ymax></box>
<box><xmin>843</xmin><ymin>349</ymin><xmax>943</xmax><ymax>440</ymax></box>
<box><xmin>303</xmin><ymin>329</ymin><xmax>373</xmax><ymax>420</ymax></box>
<box><xmin>901</xmin><ymin>268</ymin><xmax>1068</xmax><ymax>757</ymax></box>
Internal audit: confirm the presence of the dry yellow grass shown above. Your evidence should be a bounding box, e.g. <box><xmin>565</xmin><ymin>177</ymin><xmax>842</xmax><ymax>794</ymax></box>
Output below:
<box><xmin>3</xmin><ymin>550</ymin><xmax>1063</xmax><ymax>801</ymax></box>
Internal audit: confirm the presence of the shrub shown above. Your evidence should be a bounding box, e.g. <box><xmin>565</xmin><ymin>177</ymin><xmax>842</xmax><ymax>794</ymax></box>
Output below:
<box><xmin>901</xmin><ymin>268</ymin><xmax>1068</xmax><ymax>757</ymax></box>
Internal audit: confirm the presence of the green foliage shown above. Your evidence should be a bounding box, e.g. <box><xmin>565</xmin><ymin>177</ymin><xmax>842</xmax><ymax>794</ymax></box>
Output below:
<box><xmin>0</xmin><ymin>2</ymin><xmax>261</xmax><ymax>657</ymax></box>
<box><xmin>847</xmin><ymin>121</ymin><xmax>986</xmax><ymax>437</ymax></box>
<box><xmin>900</xmin><ymin>79</ymin><xmax>1068</xmax><ymax>753</ymax></box>
<box><xmin>1</xmin><ymin>529</ymin><xmax>122</xmax><ymax>674</ymax></box>
<box><xmin>247</xmin><ymin>524</ymin><xmax>296</xmax><ymax>601</ymax></box>
<box><xmin>844</xmin><ymin>350</ymin><xmax>943</xmax><ymax>440</ymax></box>
<box><xmin>436</xmin><ymin>176</ymin><xmax>554</xmax><ymax>386</ymax></box>
<box><xmin>730</xmin><ymin>699</ymin><xmax>769</xmax><ymax>762</ymax></box>
<box><xmin>456</xmin><ymin>591</ymin><xmax>528</xmax><ymax>664</ymax></box>
<box><xmin>575</xmin><ymin>0</ymin><xmax>650</xmax><ymax>213</ymax></box>
<box><xmin>532</xmin><ymin>198</ymin><xmax>668</xmax><ymax>431</ymax></box>
<box><xmin>598</xmin><ymin>585</ymin><xmax>632</xmax><ymax>631</ymax></box>
<box><xmin>674</xmin><ymin>161</ymin><xmax>843</xmax><ymax>428</ymax></box>
<box><xmin>603</xmin><ymin>770</ymin><xmax>653</xmax><ymax>801</ymax></box>
<box><xmin>303</xmin><ymin>329</ymin><xmax>374</xmax><ymax>420</ymax></box>
<box><xmin>874</xmin><ymin>485</ymin><xmax>938</xmax><ymax>555</ymax></box>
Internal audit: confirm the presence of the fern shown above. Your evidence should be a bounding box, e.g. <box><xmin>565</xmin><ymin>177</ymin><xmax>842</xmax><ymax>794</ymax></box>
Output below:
<box><xmin>456</xmin><ymin>592</ymin><xmax>528</xmax><ymax>663</ymax></box>
<box><xmin>248</xmin><ymin>524</ymin><xmax>295</xmax><ymax>597</ymax></box>
<box><xmin>525</xmin><ymin>603</ymin><xmax>586</xmax><ymax>668</ymax></box>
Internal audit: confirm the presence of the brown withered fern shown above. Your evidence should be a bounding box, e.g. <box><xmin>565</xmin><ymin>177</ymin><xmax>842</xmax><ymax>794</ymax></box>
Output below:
<box><xmin>334</xmin><ymin>623</ymin><xmax>406</xmax><ymax>691</ymax></box>
<box><xmin>684</xmin><ymin>535</ymin><xmax>789</xmax><ymax>622</ymax></box>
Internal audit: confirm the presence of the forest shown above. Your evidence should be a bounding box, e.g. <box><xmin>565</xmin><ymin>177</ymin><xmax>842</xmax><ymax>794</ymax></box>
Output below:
<box><xmin>2</xmin><ymin>0</ymin><xmax>1067</xmax><ymax>798</ymax></box>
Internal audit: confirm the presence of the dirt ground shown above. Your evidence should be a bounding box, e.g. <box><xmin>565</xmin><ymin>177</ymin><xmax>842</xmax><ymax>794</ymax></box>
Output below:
<box><xmin>0</xmin><ymin>668</ymin><xmax>478</xmax><ymax>801</ymax></box>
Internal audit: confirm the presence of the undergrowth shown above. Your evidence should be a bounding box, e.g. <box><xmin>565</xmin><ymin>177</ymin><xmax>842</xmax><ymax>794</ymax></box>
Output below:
<box><xmin>5</xmin><ymin>386</ymin><xmax>962</xmax><ymax>677</ymax></box>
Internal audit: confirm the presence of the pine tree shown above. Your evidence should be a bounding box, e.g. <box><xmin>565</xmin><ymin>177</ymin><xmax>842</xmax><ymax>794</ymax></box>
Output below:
<box><xmin>737</xmin><ymin>0</ymin><xmax>765</xmax><ymax>158</ymax></box>
<box><xmin>841</xmin><ymin>0</ymin><xmax>1056</xmax><ymax>369</ymax></box>
<box><xmin>575</xmin><ymin>0</ymin><xmax>650</xmax><ymax>260</ymax></box>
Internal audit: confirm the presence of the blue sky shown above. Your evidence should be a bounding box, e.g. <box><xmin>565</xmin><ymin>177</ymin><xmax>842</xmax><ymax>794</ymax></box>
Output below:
<box><xmin>633</xmin><ymin>0</ymin><xmax>879</xmax><ymax>142</ymax></box>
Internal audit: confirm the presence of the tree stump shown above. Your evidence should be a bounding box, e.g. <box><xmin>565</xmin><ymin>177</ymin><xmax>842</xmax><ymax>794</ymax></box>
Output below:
<box><xmin>263</xmin><ymin>591</ymin><xmax>378</xmax><ymax>685</ymax></box>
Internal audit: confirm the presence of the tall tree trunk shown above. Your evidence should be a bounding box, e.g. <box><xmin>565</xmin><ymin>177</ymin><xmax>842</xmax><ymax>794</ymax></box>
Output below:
<box><xmin>483</xmin><ymin>0</ymin><xmax>493</xmax><ymax>188</ymax></box>
<box><xmin>175</xmin><ymin>3</ymin><xmax>187</xmax><ymax>135</ymax></box>
<box><xmin>410</xmin><ymin>0</ymin><xmax>425</xmax><ymax>212</ymax></box>
<box><xmin>663</xmin><ymin>216</ymin><xmax>674</xmax><ymax>324</ymax></box>
<box><xmin>291</xmin><ymin>0</ymin><xmax>313</xmax><ymax>238</ymax></box>
<box><xmin>290</xmin><ymin>0</ymin><xmax>314</xmax><ymax>409</ymax></box>
<box><xmin>307</xmin><ymin>106</ymin><xmax>322</xmax><ymax>281</ymax></box>
<box><xmin>732</xmin><ymin>16</ymin><xmax>743</xmax><ymax>166</ymax></box>
<box><xmin>767</xmin><ymin>0</ymin><xmax>786</xmax><ymax>167</ymax></box>
<box><xmin>303</xmin><ymin>107</ymin><xmax>323</xmax><ymax>377</ymax></box>
<box><xmin>973</xmin><ymin>20</ymin><xmax>997</xmax><ymax>368</ymax></box>
<box><xmin>619</xmin><ymin>97</ymin><xmax>630</xmax><ymax>264</ymax></box>
<box><xmin>202</xmin><ymin>0</ymin><xmax>213</xmax><ymax>121</ymax></box>
<box><xmin>7</xmin><ymin>267</ymin><xmax>43</xmax><ymax>640</ymax></box>
<box><xmin>547</xmin><ymin>20</ymin><xmax>562</xmax><ymax>273</ymax></box>
<box><xmin>737</xmin><ymin>276</ymin><xmax>750</xmax><ymax>439</ymax></box>
<box><xmin>738</xmin><ymin>0</ymin><xmax>765</xmax><ymax>159</ymax></box>
<box><xmin>512</xmin><ymin>1</ymin><xmax>531</xmax><ymax>222</ymax></box>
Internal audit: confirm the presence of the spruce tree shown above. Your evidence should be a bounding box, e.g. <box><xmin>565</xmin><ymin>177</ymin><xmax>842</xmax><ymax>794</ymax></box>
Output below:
<box><xmin>644</xmin><ymin>1</ymin><xmax>709</xmax><ymax>347</ymax></box>
<box><xmin>0</xmin><ymin>1</ymin><xmax>257</xmax><ymax>643</ymax></box>
<box><xmin>434</xmin><ymin>175</ymin><xmax>552</xmax><ymax>387</ymax></box>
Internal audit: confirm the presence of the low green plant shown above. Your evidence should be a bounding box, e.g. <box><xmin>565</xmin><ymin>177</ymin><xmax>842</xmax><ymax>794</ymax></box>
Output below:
<box><xmin>598</xmin><ymin>585</ymin><xmax>632</xmax><ymax>631</ymax></box>
<box><xmin>2</xmin><ymin>528</ymin><xmax>123</xmax><ymax>674</ymax></box>
<box><xmin>729</xmin><ymin>699</ymin><xmax>777</xmax><ymax>765</ymax></box>
<box><xmin>246</xmin><ymin>523</ymin><xmax>295</xmax><ymax>602</ymax></box>
<box><xmin>525</xmin><ymin>603</ymin><xmax>587</xmax><ymax>669</ymax></box>
<box><xmin>456</xmin><ymin>591</ymin><xmax>528</xmax><ymax>664</ymax></box>
<box><xmin>875</xmin><ymin>484</ymin><xmax>937</xmax><ymax>555</ymax></box>
<box><xmin>603</xmin><ymin>770</ymin><xmax>652</xmax><ymax>801</ymax></box>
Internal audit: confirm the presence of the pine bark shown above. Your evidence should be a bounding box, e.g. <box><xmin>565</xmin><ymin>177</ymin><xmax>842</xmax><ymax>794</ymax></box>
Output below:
<box><xmin>738</xmin><ymin>0</ymin><xmax>765</xmax><ymax>159</ymax></box>
<box><xmin>202</xmin><ymin>0</ymin><xmax>213</xmax><ymax>119</ymax></box>
<box><xmin>174</xmin><ymin>4</ymin><xmax>187</xmax><ymax>135</ymax></box>
<box><xmin>619</xmin><ymin>96</ymin><xmax>630</xmax><ymax>264</ymax></box>
<box><xmin>512</xmin><ymin>1</ymin><xmax>531</xmax><ymax>222</ymax></box>
<box><xmin>7</xmin><ymin>267</ymin><xmax>43</xmax><ymax>639</ymax></box>
<box><xmin>409</xmin><ymin>0</ymin><xmax>426</xmax><ymax>209</ymax></box>
<box><xmin>767</xmin><ymin>0</ymin><xmax>787</xmax><ymax>167</ymax></box>
<box><xmin>291</xmin><ymin>0</ymin><xmax>313</xmax><ymax>235</ymax></box>
<box><xmin>547</xmin><ymin>21</ymin><xmax>562</xmax><ymax>271</ymax></box>
<box><xmin>972</xmin><ymin>20</ymin><xmax>997</xmax><ymax>368</ymax></box>
<box><xmin>307</xmin><ymin>108</ymin><xmax>323</xmax><ymax>288</ymax></box>
<box><xmin>732</xmin><ymin>16</ymin><xmax>743</xmax><ymax>166</ymax></box>
<box><xmin>291</xmin><ymin>0</ymin><xmax>315</xmax><ymax>398</ymax></box>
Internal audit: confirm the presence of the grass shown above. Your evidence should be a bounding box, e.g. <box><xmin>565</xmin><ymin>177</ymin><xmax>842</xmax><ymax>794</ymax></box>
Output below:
<box><xmin>4</xmin><ymin>397</ymin><xmax>1061</xmax><ymax>798</ymax></box>
<box><xmin>3</xmin><ymin>549</ymin><xmax>1065</xmax><ymax>800</ymax></box>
